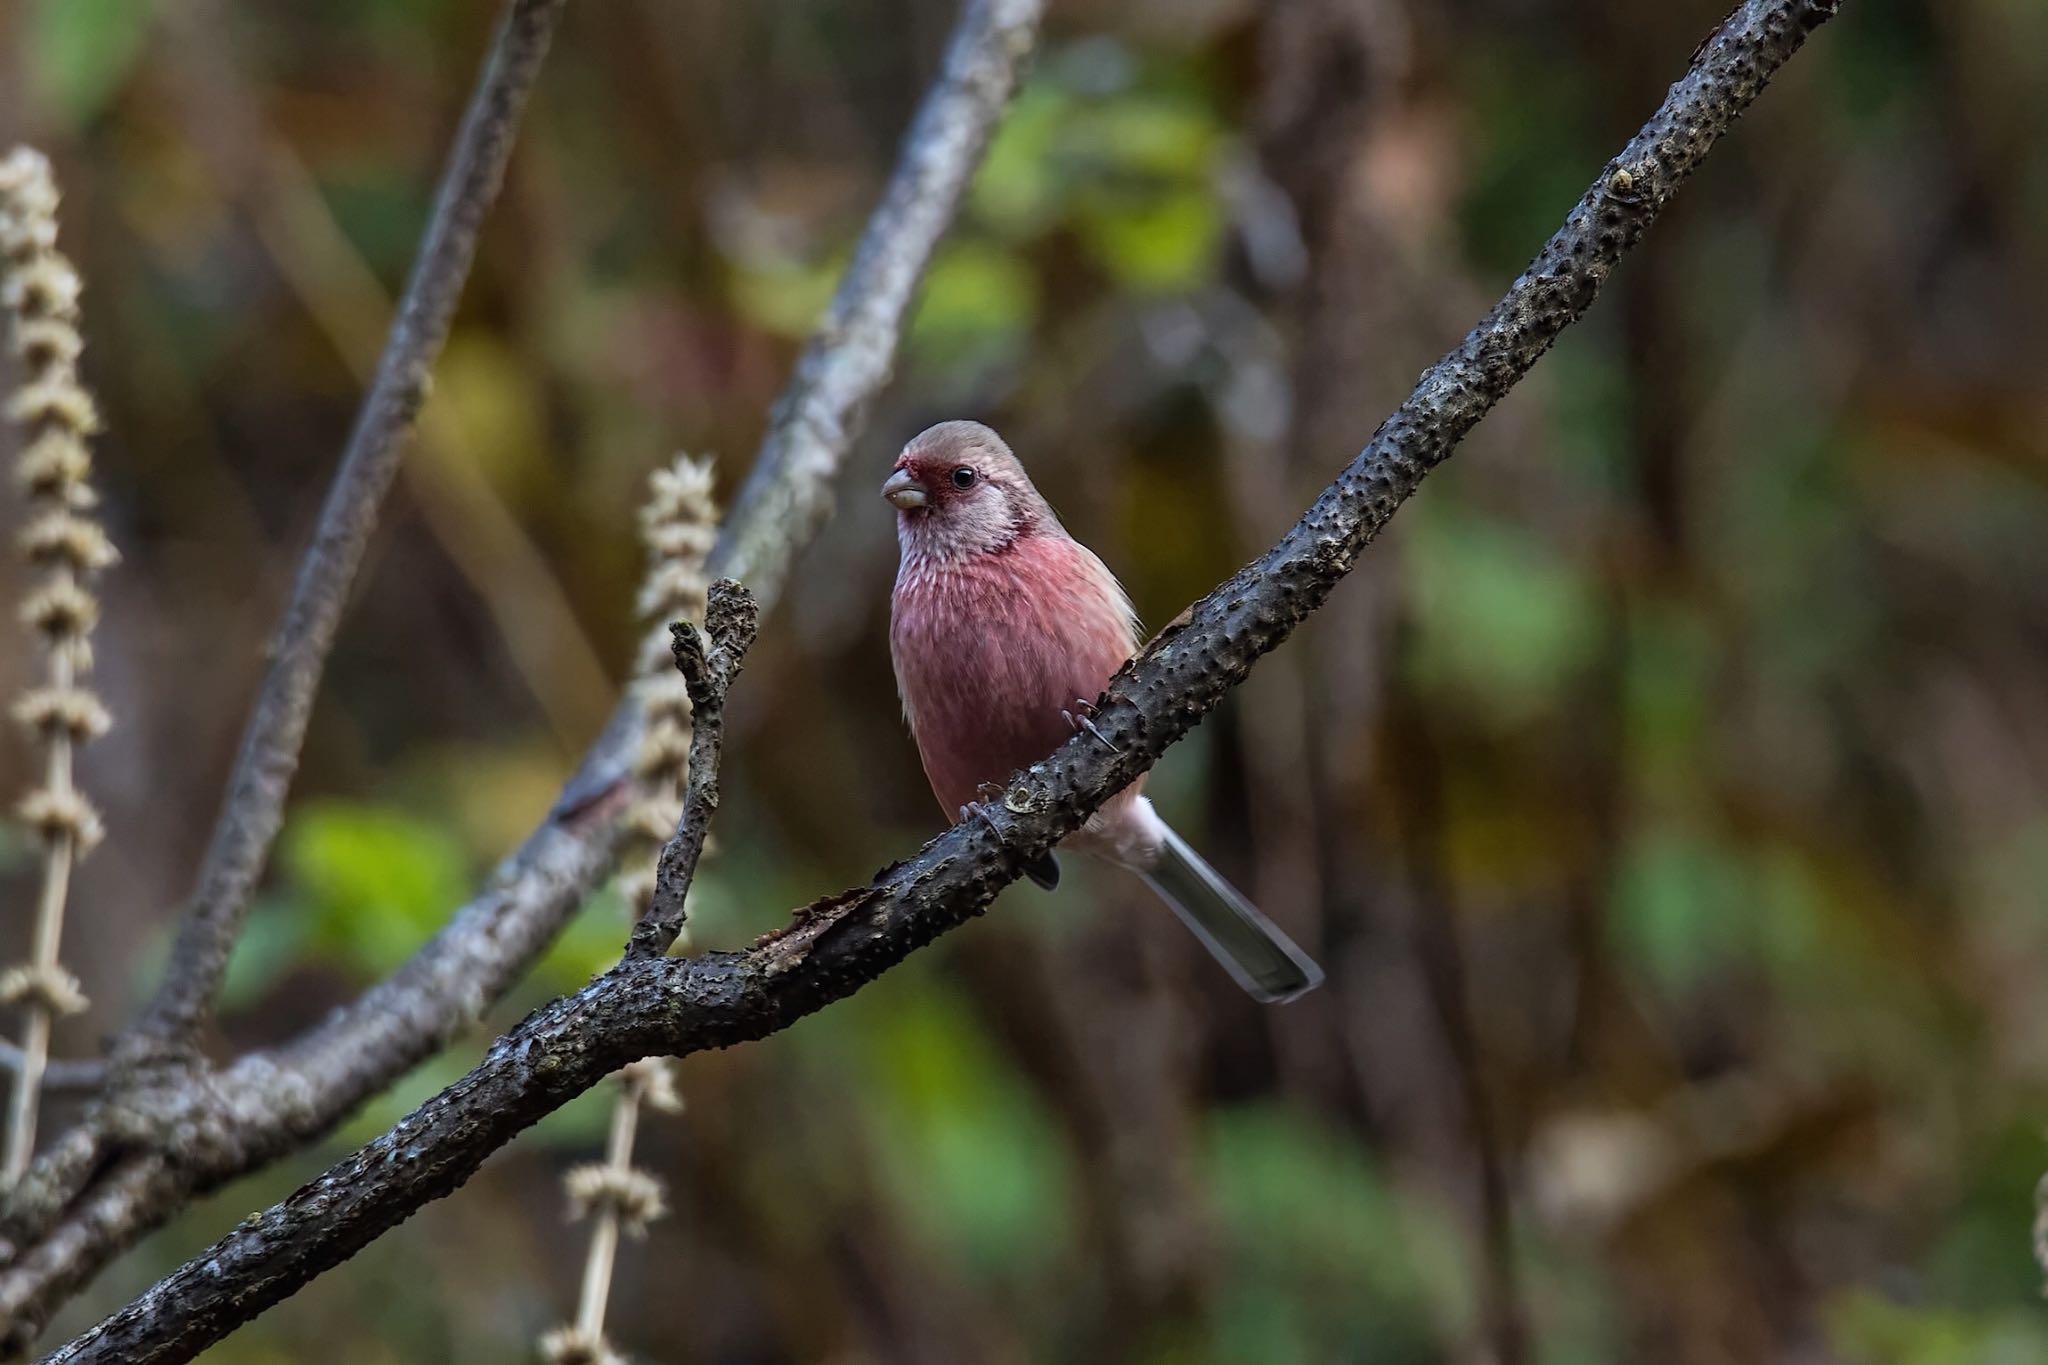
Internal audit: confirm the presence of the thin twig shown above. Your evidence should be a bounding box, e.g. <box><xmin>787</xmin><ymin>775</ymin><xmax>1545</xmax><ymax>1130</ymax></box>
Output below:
<box><xmin>124</xmin><ymin>0</ymin><xmax>570</xmax><ymax>1051</ymax></box>
<box><xmin>0</xmin><ymin>1046</ymin><xmax>100</xmax><ymax>1097</ymax></box>
<box><xmin>625</xmin><ymin>582</ymin><xmax>758</xmax><ymax>961</ymax></box>
<box><xmin>0</xmin><ymin>0</ymin><xmax>1044</xmax><ymax>1339</ymax></box>
<box><xmin>39</xmin><ymin>5</ymin><xmax>1846</xmax><ymax>1358</ymax></box>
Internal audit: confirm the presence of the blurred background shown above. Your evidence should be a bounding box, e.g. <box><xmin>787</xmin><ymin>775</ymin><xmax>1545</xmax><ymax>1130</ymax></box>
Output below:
<box><xmin>3</xmin><ymin>0</ymin><xmax>2047</xmax><ymax>1361</ymax></box>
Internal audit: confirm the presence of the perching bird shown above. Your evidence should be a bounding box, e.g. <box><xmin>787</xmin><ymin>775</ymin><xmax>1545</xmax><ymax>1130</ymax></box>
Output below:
<box><xmin>885</xmin><ymin>420</ymin><xmax>1324</xmax><ymax>1003</ymax></box>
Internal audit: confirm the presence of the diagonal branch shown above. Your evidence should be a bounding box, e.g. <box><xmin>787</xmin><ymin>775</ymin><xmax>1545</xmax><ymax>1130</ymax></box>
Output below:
<box><xmin>0</xmin><ymin>0</ymin><xmax>1045</xmax><ymax>1345</ymax></box>
<box><xmin>223</xmin><ymin>0</ymin><xmax>1040</xmax><ymax>1131</ymax></box>
<box><xmin>41</xmin><ymin>3</ymin><xmax>1846</xmax><ymax>1359</ymax></box>
<box><xmin>625</xmin><ymin>580</ymin><xmax>759</xmax><ymax>961</ymax></box>
<box><xmin>125</xmin><ymin>0</ymin><xmax>571</xmax><ymax>1051</ymax></box>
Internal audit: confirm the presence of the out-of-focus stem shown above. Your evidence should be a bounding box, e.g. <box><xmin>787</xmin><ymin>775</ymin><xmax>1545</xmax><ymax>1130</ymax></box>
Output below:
<box><xmin>543</xmin><ymin>1061</ymin><xmax>676</xmax><ymax>1365</ymax></box>
<box><xmin>572</xmin><ymin>1078</ymin><xmax>641</xmax><ymax>1345</ymax></box>
<box><xmin>1</xmin><ymin>146</ymin><xmax>113</xmax><ymax>1185</ymax></box>
<box><xmin>4</xmin><ymin>660</ymin><xmax>77</xmax><ymax>1183</ymax></box>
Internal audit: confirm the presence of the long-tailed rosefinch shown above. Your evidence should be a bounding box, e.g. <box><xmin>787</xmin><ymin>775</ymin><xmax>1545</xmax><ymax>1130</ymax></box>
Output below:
<box><xmin>885</xmin><ymin>420</ymin><xmax>1323</xmax><ymax>1002</ymax></box>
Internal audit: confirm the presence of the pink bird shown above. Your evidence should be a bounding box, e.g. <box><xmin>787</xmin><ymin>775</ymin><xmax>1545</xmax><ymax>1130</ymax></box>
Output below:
<box><xmin>885</xmin><ymin>420</ymin><xmax>1323</xmax><ymax>1003</ymax></box>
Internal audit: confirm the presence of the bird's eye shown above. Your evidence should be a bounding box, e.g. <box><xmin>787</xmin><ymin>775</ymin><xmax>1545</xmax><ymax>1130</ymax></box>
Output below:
<box><xmin>950</xmin><ymin>466</ymin><xmax>977</xmax><ymax>489</ymax></box>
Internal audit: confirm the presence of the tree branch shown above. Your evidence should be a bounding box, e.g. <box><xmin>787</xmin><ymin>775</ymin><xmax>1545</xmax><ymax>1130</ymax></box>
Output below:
<box><xmin>124</xmin><ymin>0</ymin><xmax>570</xmax><ymax>1051</ymax></box>
<box><xmin>42</xmin><ymin>3</ymin><xmax>1845</xmax><ymax>1359</ymax></box>
<box><xmin>0</xmin><ymin>1047</ymin><xmax>100</xmax><ymax>1098</ymax></box>
<box><xmin>0</xmin><ymin>0</ymin><xmax>1044</xmax><ymax>1345</ymax></box>
<box><xmin>625</xmin><ymin>580</ymin><xmax>759</xmax><ymax>961</ymax></box>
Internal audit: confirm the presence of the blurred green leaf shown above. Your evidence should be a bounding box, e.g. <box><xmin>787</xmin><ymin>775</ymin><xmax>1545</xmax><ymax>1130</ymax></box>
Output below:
<box><xmin>1454</xmin><ymin>38</ymin><xmax>1599</xmax><ymax>275</ymax></box>
<box><xmin>1546</xmin><ymin>344</ymin><xmax>1632</xmax><ymax>497</ymax></box>
<box><xmin>971</xmin><ymin>75</ymin><xmax>1226</xmax><ymax>294</ymax></box>
<box><xmin>428</xmin><ymin>333</ymin><xmax>549</xmax><ymax>498</ymax></box>
<box><xmin>1610</xmin><ymin>822</ymin><xmax>1751</xmax><ymax>993</ymax></box>
<box><xmin>1076</xmin><ymin>184</ymin><xmax>1220</xmax><ymax>293</ymax></box>
<box><xmin>1827</xmin><ymin>0</ymin><xmax>1939</xmax><ymax>123</ymax></box>
<box><xmin>1827</xmin><ymin>1289</ymin><xmax>2048</xmax><ymax>1365</ymax></box>
<box><xmin>972</xmin><ymin>84</ymin><xmax>1069</xmax><ymax>237</ymax></box>
<box><xmin>908</xmin><ymin>238</ymin><xmax>1038</xmax><ymax>363</ymax></box>
<box><xmin>317</xmin><ymin>165</ymin><xmax>431</xmax><ymax>284</ymax></box>
<box><xmin>728</xmin><ymin>249</ymin><xmax>846</xmax><ymax>339</ymax></box>
<box><xmin>1924</xmin><ymin>1120</ymin><xmax>2048</xmax><ymax>1311</ymax></box>
<box><xmin>1066</xmin><ymin>94</ymin><xmax>1220</xmax><ymax>182</ymax></box>
<box><xmin>1404</xmin><ymin>506</ymin><xmax>1601</xmax><ymax>721</ymax></box>
<box><xmin>1622</xmin><ymin>604</ymin><xmax>1715</xmax><ymax>802</ymax></box>
<box><xmin>28</xmin><ymin>0</ymin><xmax>154</xmax><ymax>126</ymax></box>
<box><xmin>528</xmin><ymin>882</ymin><xmax>631</xmax><ymax>995</ymax></box>
<box><xmin>219</xmin><ymin>895</ymin><xmax>313</xmax><ymax>1011</ymax></box>
<box><xmin>1207</xmin><ymin>1106</ymin><xmax>1468</xmax><ymax>1361</ymax></box>
<box><xmin>810</xmin><ymin>981</ymin><xmax>1075</xmax><ymax>1281</ymax></box>
<box><xmin>283</xmin><ymin>800</ymin><xmax>474</xmax><ymax>980</ymax></box>
<box><xmin>873</xmin><ymin>987</ymin><xmax>1073</xmax><ymax>1277</ymax></box>
<box><xmin>356</xmin><ymin>0</ymin><xmax>457</xmax><ymax>39</ymax></box>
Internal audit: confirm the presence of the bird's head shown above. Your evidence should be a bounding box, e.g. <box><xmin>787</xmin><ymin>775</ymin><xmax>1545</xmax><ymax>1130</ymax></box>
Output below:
<box><xmin>883</xmin><ymin>420</ymin><xmax>1054</xmax><ymax>563</ymax></box>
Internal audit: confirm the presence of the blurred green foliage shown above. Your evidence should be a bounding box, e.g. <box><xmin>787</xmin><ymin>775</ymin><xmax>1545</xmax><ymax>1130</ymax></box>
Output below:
<box><xmin>25</xmin><ymin>0</ymin><xmax>154</xmax><ymax>127</ymax></box>
<box><xmin>1207</xmin><ymin>1107</ymin><xmax>1468</xmax><ymax>1362</ymax></box>
<box><xmin>825</xmin><ymin>984</ymin><xmax>1077</xmax><ymax>1278</ymax></box>
<box><xmin>8</xmin><ymin>0</ymin><xmax>2048</xmax><ymax>1362</ymax></box>
<box><xmin>1404</xmin><ymin>504</ymin><xmax>1602</xmax><ymax>723</ymax></box>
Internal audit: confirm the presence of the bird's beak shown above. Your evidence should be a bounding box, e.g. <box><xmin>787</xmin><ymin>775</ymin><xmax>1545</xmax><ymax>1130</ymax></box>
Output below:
<box><xmin>882</xmin><ymin>467</ymin><xmax>928</xmax><ymax>510</ymax></box>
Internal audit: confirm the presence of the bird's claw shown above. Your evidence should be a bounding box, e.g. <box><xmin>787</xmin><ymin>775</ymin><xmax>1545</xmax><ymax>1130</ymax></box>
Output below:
<box><xmin>959</xmin><ymin>800</ymin><xmax>1006</xmax><ymax>843</ymax></box>
<box><xmin>1062</xmin><ymin>699</ymin><xmax>1121</xmax><ymax>754</ymax></box>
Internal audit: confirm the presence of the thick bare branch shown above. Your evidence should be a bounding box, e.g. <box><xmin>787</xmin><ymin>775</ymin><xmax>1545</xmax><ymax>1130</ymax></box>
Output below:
<box><xmin>0</xmin><ymin>0</ymin><xmax>1043</xmax><ymax>1344</ymax></box>
<box><xmin>42</xmin><ymin>4</ymin><xmax>1846</xmax><ymax>1359</ymax></box>
<box><xmin>126</xmin><ymin>0</ymin><xmax>570</xmax><ymax>1050</ymax></box>
<box><xmin>625</xmin><ymin>580</ymin><xmax>759</xmax><ymax>961</ymax></box>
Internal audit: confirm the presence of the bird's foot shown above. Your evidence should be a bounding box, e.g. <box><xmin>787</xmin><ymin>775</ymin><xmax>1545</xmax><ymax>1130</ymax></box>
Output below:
<box><xmin>958</xmin><ymin>800</ymin><xmax>1006</xmax><ymax>843</ymax></box>
<box><xmin>1061</xmin><ymin>698</ymin><xmax>1121</xmax><ymax>754</ymax></box>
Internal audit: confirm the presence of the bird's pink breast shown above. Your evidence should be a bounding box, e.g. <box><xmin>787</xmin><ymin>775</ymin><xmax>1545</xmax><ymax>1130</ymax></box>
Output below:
<box><xmin>891</xmin><ymin>532</ymin><xmax>1141</xmax><ymax>823</ymax></box>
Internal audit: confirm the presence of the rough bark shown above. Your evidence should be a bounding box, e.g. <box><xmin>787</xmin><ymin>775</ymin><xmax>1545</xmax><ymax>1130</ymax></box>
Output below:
<box><xmin>42</xmin><ymin>3</ymin><xmax>1845</xmax><ymax>1359</ymax></box>
<box><xmin>624</xmin><ymin>580</ymin><xmax>759</xmax><ymax>960</ymax></box>
<box><xmin>0</xmin><ymin>0</ymin><xmax>1046</xmax><ymax>1349</ymax></box>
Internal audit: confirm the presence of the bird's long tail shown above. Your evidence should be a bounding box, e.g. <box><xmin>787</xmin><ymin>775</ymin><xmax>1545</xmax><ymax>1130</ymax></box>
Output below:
<box><xmin>1137</xmin><ymin>821</ymin><xmax>1323</xmax><ymax>1004</ymax></box>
